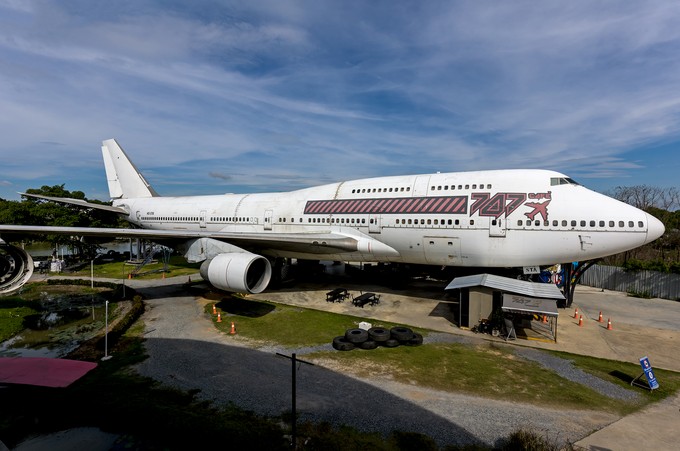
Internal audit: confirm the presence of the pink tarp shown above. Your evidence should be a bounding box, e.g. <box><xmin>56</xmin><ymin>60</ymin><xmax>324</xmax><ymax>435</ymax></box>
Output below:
<box><xmin>0</xmin><ymin>357</ymin><xmax>97</xmax><ymax>387</ymax></box>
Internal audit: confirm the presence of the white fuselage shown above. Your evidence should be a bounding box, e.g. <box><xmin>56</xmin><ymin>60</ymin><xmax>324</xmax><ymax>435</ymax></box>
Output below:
<box><xmin>115</xmin><ymin>169</ymin><xmax>664</xmax><ymax>267</ymax></box>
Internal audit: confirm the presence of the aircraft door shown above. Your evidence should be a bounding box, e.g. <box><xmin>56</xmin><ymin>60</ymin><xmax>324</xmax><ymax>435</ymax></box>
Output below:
<box><xmin>369</xmin><ymin>214</ymin><xmax>381</xmax><ymax>234</ymax></box>
<box><xmin>264</xmin><ymin>209</ymin><xmax>273</xmax><ymax>230</ymax></box>
<box><xmin>413</xmin><ymin>176</ymin><xmax>431</xmax><ymax>197</ymax></box>
<box><xmin>489</xmin><ymin>217</ymin><xmax>506</xmax><ymax>237</ymax></box>
<box><xmin>199</xmin><ymin>210</ymin><xmax>207</xmax><ymax>228</ymax></box>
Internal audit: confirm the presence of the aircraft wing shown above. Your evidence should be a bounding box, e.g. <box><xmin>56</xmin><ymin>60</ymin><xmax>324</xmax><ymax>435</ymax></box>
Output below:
<box><xmin>0</xmin><ymin>225</ymin><xmax>399</xmax><ymax>256</ymax></box>
<box><xmin>19</xmin><ymin>192</ymin><xmax>129</xmax><ymax>214</ymax></box>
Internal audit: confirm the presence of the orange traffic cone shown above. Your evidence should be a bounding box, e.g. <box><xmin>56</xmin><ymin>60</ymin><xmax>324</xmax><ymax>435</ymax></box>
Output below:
<box><xmin>128</xmin><ymin>273</ymin><xmax>132</xmax><ymax>280</ymax></box>
<box><xmin>607</xmin><ymin>318</ymin><xmax>613</xmax><ymax>330</ymax></box>
<box><xmin>212</xmin><ymin>304</ymin><xmax>217</xmax><ymax>315</ymax></box>
<box><xmin>578</xmin><ymin>315</ymin><xmax>583</xmax><ymax>327</ymax></box>
<box><xmin>217</xmin><ymin>312</ymin><xmax>222</xmax><ymax>323</ymax></box>
<box><xmin>598</xmin><ymin>311</ymin><xmax>603</xmax><ymax>322</ymax></box>
<box><xmin>573</xmin><ymin>307</ymin><xmax>579</xmax><ymax>319</ymax></box>
<box><xmin>230</xmin><ymin>321</ymin><xmax>236</xmax><ymax>335</ymax></box>
<box><xmin>162</xmin><ymin>272</ymin><xmax>166</xmax><ymax>279</ymax></box>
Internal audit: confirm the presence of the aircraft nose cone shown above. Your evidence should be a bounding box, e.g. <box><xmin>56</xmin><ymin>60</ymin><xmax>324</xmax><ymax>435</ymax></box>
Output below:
<box><xmin>645</xmin><ymin>213</ymin><xmax>665</xmax><ymax>243</ymax></box>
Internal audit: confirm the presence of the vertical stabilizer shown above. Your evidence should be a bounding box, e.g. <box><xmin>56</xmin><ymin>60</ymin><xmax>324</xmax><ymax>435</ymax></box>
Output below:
<box><xmin>102</xmin><ymin>139</ymin><xmax>159</xmax><ymax>199</ymax></box>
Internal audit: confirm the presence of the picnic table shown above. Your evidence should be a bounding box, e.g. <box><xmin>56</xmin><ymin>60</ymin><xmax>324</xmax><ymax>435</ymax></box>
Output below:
<box><xmin>352</xmin><ymin>292</ymin><xmax>380</xmax><ymax>308</ymax></box>
<box><xmin>326</xmin><ymin>288</ymin><xmax>349</xmax><ymax>303</ymax></box>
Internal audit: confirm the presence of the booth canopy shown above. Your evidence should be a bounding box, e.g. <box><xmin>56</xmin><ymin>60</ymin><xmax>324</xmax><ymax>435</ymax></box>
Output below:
<box><xmin>502</xmin><ymin>293</ymin><xmax>559</xmax><ymax>317</ymax></box>
<box><xmin>445</xmin><ymin>273</ymin><xmax>565</xmax><ymax>300</ymax></box>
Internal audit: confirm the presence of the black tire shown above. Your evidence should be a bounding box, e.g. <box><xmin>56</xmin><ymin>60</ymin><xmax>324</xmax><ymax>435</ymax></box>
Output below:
<box><xmin>390</xmin><ymin>326</ymin><xmax>413</xmax><ymax>342</ymax></box>
<box><xmin>332</xmin><ymin>336</ymin><xmax>355</xmax><ymax>351</ymax></box>
<box><xmin>406</xmin><ymin>333</ymin><xmax>423</xmax><ymax>346</ymax></box>
<box><xmin>359</xmin><ymin>340</ymin><xmax>378</xmax><ymax>350</ymax></box>
<box><xmin>368</xmin><ymin>327</ymin><xmax>390</xmax><ymax>342</ymax></box>
<box><xmin>345</xmin><ymin>328</ymin><xmax>369</xmax><ymax>344</ymax></box>
<box><xmin>382</xmin><ymin>338</ymin><xmax>399</xmax><ymax>348</ymax></box>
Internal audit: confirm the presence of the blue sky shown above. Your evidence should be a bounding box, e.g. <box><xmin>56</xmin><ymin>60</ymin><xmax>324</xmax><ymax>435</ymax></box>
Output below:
<box><xmin>1</xmin><ymin>0</ymin><xmax>680</xmax><ymax>202</ymax></box>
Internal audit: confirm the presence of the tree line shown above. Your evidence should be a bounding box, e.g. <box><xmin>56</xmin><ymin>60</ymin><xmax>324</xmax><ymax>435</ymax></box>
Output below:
<box><xmin>0</xmin><ymin>184</ymin><xmax>125</xmax><ymax>257</ymax></box>
<box><xmin>605</xmin><ymin>185</ymin><xmax>680</xmax><ymax>272</ymax></box>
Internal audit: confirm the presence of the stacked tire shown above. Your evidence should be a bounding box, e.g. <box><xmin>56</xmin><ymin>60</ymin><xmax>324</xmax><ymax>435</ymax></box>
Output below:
<box><xmin>331</xmin><ymin>326</ymin><xmax>423</xmax><ymax>351</ymax></box>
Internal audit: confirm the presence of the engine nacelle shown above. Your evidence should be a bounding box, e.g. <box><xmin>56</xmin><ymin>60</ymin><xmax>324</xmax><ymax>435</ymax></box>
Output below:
<box><xmin>0</xmin><ymin>243</ymin><xmax>34</xmax><ymax>295</ymax></box>
<box><xmin>199</xmin><ymin>252</ymin><xmax>272</xmax><ymax>294</ymax></box>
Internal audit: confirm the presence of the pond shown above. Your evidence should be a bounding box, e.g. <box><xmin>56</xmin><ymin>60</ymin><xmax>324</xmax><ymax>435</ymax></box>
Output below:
<box><xmin>0</xmin><ymin>291</ymin><xmax>116</xmax><ymax>358</ymax></box>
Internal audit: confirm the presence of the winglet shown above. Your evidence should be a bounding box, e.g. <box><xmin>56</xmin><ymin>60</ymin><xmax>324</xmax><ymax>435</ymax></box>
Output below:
<box><xmin>102</xmin><ymin>139</ymin><xmax>159</xmax><ymax>199</ymax></box>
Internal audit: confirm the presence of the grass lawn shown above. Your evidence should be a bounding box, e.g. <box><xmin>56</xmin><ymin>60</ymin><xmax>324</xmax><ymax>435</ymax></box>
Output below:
<box><xmin>68</xmin><ymin>255</ymin><xmax>201</xmax><ymax>279</ymax></box>
<box><xmin>207</xmin><ymin>294</ymin><xmax>424</xmax><ymax>347</ymax></box>
<box><xmin>206</xmin><ymin>294</ymin><xmax>680</xmax><ymax>415</ymax></box>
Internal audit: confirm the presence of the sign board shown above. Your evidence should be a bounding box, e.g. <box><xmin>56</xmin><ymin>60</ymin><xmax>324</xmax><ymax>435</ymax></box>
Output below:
<box><xmin>639</xmin><ymin>356</ymin><xmax>660</xmax><ymax>390</ymax></box>
<box><xmin>523</xmin><ymin>266</ymin><xmax>540</xmax><ymax>275</ymax></box>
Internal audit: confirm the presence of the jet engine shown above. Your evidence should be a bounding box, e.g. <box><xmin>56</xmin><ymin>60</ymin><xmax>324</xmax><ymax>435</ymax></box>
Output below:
<box><xmin>0</xmin><ymin>243</ymin><xmax>34</xmax><ymax>295</ymax></box>
<box><xmin>200</xmin><ymin>252</ymin><xmax>272</xmax><ymax>294</ymax></box>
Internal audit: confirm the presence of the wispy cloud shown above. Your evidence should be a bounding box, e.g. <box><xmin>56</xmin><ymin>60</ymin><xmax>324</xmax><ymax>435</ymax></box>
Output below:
<box><xmin>1</xmin><ymin>0</ymin><xmax>680</xmax><ymax>200</ymax></box>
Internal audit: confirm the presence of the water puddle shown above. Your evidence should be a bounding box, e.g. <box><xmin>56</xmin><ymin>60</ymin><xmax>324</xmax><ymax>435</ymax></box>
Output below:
<box><xmin>0</xmin><ymin>292</ymin><xmax>115</xmax><ymax>358</ymax></box>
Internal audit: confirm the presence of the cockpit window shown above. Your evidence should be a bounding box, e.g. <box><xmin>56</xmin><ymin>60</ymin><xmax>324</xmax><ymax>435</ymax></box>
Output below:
<box><xmin>550</xmin><ymin>177</ymin><xmax>580</xmax><ymax>186</ymax></box>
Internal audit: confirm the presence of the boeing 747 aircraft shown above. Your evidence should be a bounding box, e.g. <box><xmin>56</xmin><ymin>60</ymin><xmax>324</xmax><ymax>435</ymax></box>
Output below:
<box><xmin>0</xmin><ymin>139</ymin><xmax>665</xmax><ymax>294</ymax></box>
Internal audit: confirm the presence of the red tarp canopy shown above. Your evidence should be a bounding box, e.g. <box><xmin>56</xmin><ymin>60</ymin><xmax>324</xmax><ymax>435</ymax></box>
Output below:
<box><xmin>0</xmin><ymin>357</ymin><xmax>97</xmax><ymax>388</ymax></box>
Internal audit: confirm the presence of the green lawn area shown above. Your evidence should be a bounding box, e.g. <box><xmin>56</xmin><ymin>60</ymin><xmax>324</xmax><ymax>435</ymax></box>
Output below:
<box><xmin>206</xmin><ymin>294</ymin><xmax>680</xmax><ymax>415</ymax></box>
<box><xmin>207</xmin><ymin>294</ymin><xmax>423</xmax><ymax>347</ymax></box>
<box><xmin>68</xmin><ymin>255</ymin><xmax>201</xmax><ymax>279</ymax></box>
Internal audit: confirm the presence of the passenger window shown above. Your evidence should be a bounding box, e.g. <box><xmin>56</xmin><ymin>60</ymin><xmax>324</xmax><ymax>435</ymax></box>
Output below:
<box><xmin>580</xmin><ymin>220</ymin><xmax>586</xmax><ymax>227</ymax></box>
<box><xmin>628</xmin><ymin>221</ymin><xmax>634</xmax><ymax>227</ymax></box>
<box><xmin>518</xmin><ymin>220</ymin><xmax>523</xmax><ymax>226</ymax></box>
<box><xmin>638</xmin><ymin>221</ymin><xmax>644</xmax><ymax>228</ymax></box>
<box><xmin>472</xmin><ymin>184</ymin><xmax>477</xmax><ymax>189</ymax></box>
<box><xmin>619</xmin><ymin>221</ymin><xmax>624</xmax><ymax>227</ymax></box>
<box><xmin>470</xmin><ymin>219</ymin><xmax>475</xmax><ymax>225</ymax></box>
<box><xmin>562</xmin><ymin>220</ymin><xmax>567</xmax><ymax>227</ymax></box>
<box><xmin>609</xmin><ymin>221</ymin><xmax>614</xmax><ymax>227</ymax></box>
<box><xmin>535</xmin><ymin>220</ymin><xmax>540</xmax><ymax>226</ymax></box>
<box><xmin>599</xmin><ymin>221</ymin><xmax>605</xmax><ymax>227</ymax></box>
<box><xmin>552</xmin><ymin>220</ymin><xmax>558</xmax><ymax>226</ymax></box>
<box><xmin>465</xmin><ymin>185</ymin><xmax>470</xmax><ymax>189</ymax></box>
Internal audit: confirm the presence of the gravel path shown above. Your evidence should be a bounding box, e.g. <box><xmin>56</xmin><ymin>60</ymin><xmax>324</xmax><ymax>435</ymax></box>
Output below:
<box><xmin>134</xmin><ymin>283</ymin><xmax>619</xmax><ymax>447</ymax></box>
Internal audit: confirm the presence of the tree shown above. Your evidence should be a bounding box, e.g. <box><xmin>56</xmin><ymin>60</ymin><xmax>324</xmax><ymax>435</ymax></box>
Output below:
<box><xmin>1</xmin><ymin>185</ymin><xmax>125</xmax><ymax>258</ymax></box>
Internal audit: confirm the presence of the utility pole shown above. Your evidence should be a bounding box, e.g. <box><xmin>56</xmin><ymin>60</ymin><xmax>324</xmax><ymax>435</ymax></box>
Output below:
<box><xmin>276</xmin><ymin>352</ymin><xmax>314</xmax><ymax>448</ymax></box>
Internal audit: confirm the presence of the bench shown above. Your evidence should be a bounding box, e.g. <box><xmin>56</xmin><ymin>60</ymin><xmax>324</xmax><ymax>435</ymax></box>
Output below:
<box><xmin>352</xmin><ymin>292</ymin><xmax>380</xmax><ymax>308</ymax></box>
<box><xmin>326</xmin><ymin>288</ymin><xmax>349</xmax><ymax>303</ymax></box>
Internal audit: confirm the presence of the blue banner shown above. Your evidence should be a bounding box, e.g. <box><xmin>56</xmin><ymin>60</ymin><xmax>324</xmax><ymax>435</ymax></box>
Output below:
<box><xmin>639</xmin><ymin>356</ymin><xmax>659</xmax><ymax>390</ymax></box>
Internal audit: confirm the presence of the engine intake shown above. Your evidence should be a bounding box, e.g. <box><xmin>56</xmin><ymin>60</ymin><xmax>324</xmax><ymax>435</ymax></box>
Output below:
<box><xmin>200</xmin><ymin>252</ymin><xmax>272</xmax><ymax>294</ymax></box>
<box><xmin>0</xmin><ymin>243</ymin><xmax>34</xmax><ymax>295</ymax></box>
